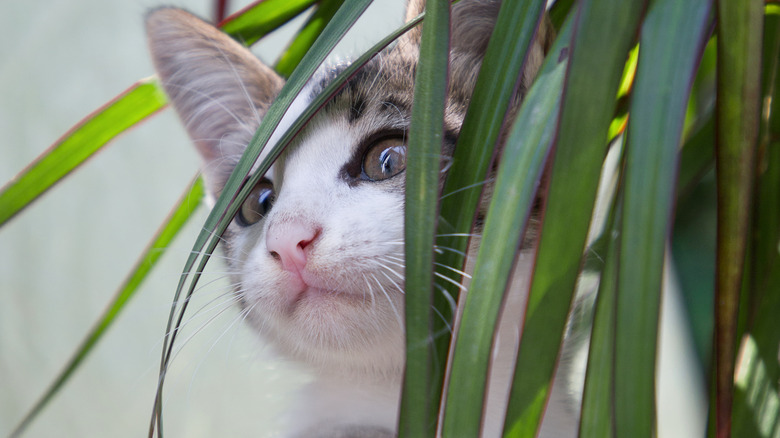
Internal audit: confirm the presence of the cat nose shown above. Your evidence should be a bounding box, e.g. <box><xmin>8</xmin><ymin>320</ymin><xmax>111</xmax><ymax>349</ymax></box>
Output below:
<box><xmin>266</xmin><ymin>221</ymin><xmax>320</xmax><ymax>274</ymax></box>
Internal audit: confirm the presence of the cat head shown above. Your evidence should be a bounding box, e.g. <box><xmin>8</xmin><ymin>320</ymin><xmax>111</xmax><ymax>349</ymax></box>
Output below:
<box><xmin>146</xmin><ymin>1</ymin><xmax>550</xmax><ymax>376</ymax></box>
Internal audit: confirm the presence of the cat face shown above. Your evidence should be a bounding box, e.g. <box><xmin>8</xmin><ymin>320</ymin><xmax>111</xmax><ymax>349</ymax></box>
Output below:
<box><xmin>146</xmin><ymin>2</ymin><xmax>547</xmax><ymax>376</ymax></box>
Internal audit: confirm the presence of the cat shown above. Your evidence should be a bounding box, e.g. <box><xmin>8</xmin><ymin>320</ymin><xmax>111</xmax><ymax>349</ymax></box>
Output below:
<box><xmin>146</xmin><ymin>1</ymin><xmax>578</xmax><ymax>437</ymax></box>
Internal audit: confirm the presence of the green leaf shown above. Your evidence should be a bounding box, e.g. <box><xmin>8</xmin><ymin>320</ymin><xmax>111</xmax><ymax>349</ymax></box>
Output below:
<box><xmin>441</xmin><ymin>44</ymin><xmax>568</xmax><ymax>437</ymax></box>
<box><xmin>733</xmin><ymin>6</ymin><xmax>780</xmax><ymax>437</ymax></box>
<box><xmin>733</xmin><ymin>336</ymin><xmax>780</xmax><ymax>437</ymax></box>
<box><xmin>677</xmin><ymin>114</ymin><xmax>715</xmax><ymax>201</ymax></box>
<box><xmin>579</xmin><ymin>186</ymin><xmax>622</xmax><ymax>438</ymax></box>
<box><xmin>9</xmin><ymin>177</ymin><xmax>204</xmax><ymax>438</ymax></box>
<box><xmin>274</xmin><ymin>0</ymin><xmax>344</xmax><ymax>77</ymax></box>
<box><xmin>0</xmin><ymin>78</ymin><xmax>167</xmax><ymax>227</ymax></box>
<box><xmin>220</xmin><ymin>0</ymin><xmax>317</xmax><ymax>45</ymax></box>
<box><xmin>502</xmin><ymin>0</ymin><xmax>646</xmax><ymax>434</ymax></box>
<box><xmin>433</xmin><ymin>0</ymin><xmax>548</xmax><ymax>390</ymax></box>
<box><xmin>398</xmin><ymin>1</ymin><xmax>449</xmax><ymax>436</ymax></box>
<box><xmin>713</xmin><ymin>0</ymin><xmax>763</xmax><ymax>434</ymax></box>
<box><xmin>614</xmin><ymin>0</ymin><xmax>712</xmax><ymax>435</ymax></box>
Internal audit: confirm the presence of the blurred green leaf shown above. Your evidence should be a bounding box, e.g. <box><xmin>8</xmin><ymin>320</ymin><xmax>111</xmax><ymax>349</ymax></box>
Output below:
<box><xmin>398</xmin><ymin>1</ymin><xmax>449</xmax><ymax>436</ymax></box>
<box><xmin>502</xmin><ymin>0</ymin><xmax>645</xmax><ymax>434</ymax></box>
<box><xmin>733</xmin><ymin>6</ymin><xmax>780</xmax><ymax>437</ymax></box>
<box><xmin>614</xmin><ymin>0</ymin><xmax>712</xmax><ymax>435</ymax></box>
<box><xmin>0</xmin><ymin>78</ymin><xmax>167</xmax><ymax>227</ymax></box>
<box><xmin>732</xmin><ymin>336</ymin><xmax>780</xmax><ymax>437</ymax></box>
<box><xmin>713</xmin><ymin>0</ymin><xmax>763</xmax><ymax>434</ymax></box>
<box><xmin>579</xmin><ymin>188</ymin><xmax>622</xmax><ymax>438</ymax></box>
<box><xmin>442</xmin><ymin>45</ymin><xmax>567</xmax><ymax>437</ymax></box>
<box><xmin>433</xmin><ymin>0</ymin><xmax>548</xmax><ymax>388</ymax></box>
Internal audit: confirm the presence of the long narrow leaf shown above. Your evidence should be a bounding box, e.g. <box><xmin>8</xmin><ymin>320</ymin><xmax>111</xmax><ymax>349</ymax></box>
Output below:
<box><xmin>503</xmin><ymin>0</ymin><xmax>646</xmax><ymax>434</ymax></box>
<box><xmin>220</xmin><ymin>0</ymin><xmax>317</xmax><ymax>45</ymax></box>
<box><xmin>713</xmin><ymin>0</ymin><xmax>763</xmax><ymax>435</ymax></box>
<box><xmin>0</xmin><ymin>79</ymin><xmax>167</xmax><ymax>227</ymax></box>
<box><xmin>433</xmin><ymin>0</ymin><xmax>548</xmax><ymax>394</ymax></box>
<box><xmin>614</xmin><ymin>0</ymin><xmax>712</xmax><ymax>436</ymax></box>
<box><xmin>579</xmin><ymin>185</ymin><xmax>623</xmax><ymax>438</ymax></box>
<box><xmin>398</xmin><ymin>2</ymin><xmax>449</xmax><ymax>436</ymax></box>
<box><xmin>9</xmin><ymin>177</ymin><xmax>204</xmax><ymax>438</ymax></box>
<box><xmin>441</xmin><ymin>42</ymin><xmax>568</xmax><ymax>437</ymax></box>
<box><xmin>733</xmin><ymin>5</ymin><xmax>780</xmax><ymax>437</ymax></box>
<box><xmin>274</xmin><ymin>0</ymin><xmax>344</xmax><ymax>77</ymax></box>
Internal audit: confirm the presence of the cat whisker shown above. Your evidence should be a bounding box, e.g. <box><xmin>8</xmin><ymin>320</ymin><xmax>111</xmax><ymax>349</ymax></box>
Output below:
<box><xmin>434</xmin><ymin>283</ymin><xmax>458</xmax><ymax>314</ymax></box>
<box><xmin>431</xmin><ymin>304</ymin><xmax>452</xmax><ymax>334</ymax></box>
<box><xmin>168</xmin><ymin>293</ymin><xmax>241</xmax><ymax>340</ymax></box>
<box><xmin>185</xmin><ymin>302</ymin><xmax>259</xmax><ymax>397</ymax></box>
<box><xmin>166</xmin><ymin>296</ymin><xmax>242</xmax><ymax>368</ymax></box>
<box><xmin>433</xmin><ymin>271</ymin><xmax>468</xmax><ymax>292</ymax></box>
<box><xmin>369</xmin><ymin>273</ymin><xmax>403</xmax><ymax>329</ymax></box>
<box><xmin>435</xmin><ymin>233</ymin><xmax>479</xmax><ymax>238</ymax></box>
<box><xmin>432</xmin><ymin>245</ymin><xmax>466</xmax><ymax>257</ymax></box>
<box><xmin>434</xmin><ymin>262</ymin><xmax>471</xmax><ymax>279</ymax></box>
<box><xmin>438</xmin><ymin>178</ymin><xmax>494</xmax><ymax>200</ymax></box>
<box><xmin>362</xmin><ymin>273</ymin><xmax>378</xmax><ymax>310</ymax></box>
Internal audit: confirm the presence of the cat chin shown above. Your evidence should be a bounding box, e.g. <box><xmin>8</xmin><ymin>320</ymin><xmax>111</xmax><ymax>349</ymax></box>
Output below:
<box><xmin>241</xmin><ymin>286</ymin><xmax>406</xmax><ymax>376</ymax></box>
<box><xmin>267</xmin><ymin>320</ymin><xmax>406</xmax><ymax>379</ymax></box>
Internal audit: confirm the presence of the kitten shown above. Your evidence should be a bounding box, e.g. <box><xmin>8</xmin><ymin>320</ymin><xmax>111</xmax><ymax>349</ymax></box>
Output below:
<box><xmin>146</xmin><ymin>2</ymin><xmax>575</xmax><ymax>437</ymax></box>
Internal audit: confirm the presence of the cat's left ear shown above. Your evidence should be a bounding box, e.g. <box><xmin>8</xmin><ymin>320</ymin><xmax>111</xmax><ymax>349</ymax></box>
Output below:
<box><xmin>146</xmin><ymin>8</ymin><xmax>284</xmax><ymax>194</ymax></box>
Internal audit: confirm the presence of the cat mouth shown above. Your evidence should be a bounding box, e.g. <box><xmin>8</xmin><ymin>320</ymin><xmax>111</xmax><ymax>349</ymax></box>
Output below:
<box><xmin>288</xmin><ymin>285</ymin><xmax>362</xmax><ymax>309</ymax></box>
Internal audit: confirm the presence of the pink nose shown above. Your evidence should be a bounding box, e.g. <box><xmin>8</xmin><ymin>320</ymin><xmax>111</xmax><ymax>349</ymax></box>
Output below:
<box><xmin>266</xmin><ymin>221</ymin><xmax>320</xmax><ymax>274</ymax></box>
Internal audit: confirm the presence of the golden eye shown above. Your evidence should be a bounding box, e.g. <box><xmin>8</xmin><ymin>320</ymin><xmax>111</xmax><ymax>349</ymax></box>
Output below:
<box><xmin>237</xmin><ymin>181</ymin><xmax>274</xmax><ymax>226</ymax></box>
<box><xmin>362</xmin><ymin>138</ymin><xmax>407</xmax><ymax>181</ymax></box>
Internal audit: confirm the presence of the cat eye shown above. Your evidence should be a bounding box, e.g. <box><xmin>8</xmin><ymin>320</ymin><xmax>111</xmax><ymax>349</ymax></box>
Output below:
<box><xmin>237</xmin><ymin>180</ymin><xmax>275</xmax><ymax>226</ymax></box>
<box><xmin>362</xmin><ymin>138</ymin><xmax>407</xmax><ymax>181</ymax></box>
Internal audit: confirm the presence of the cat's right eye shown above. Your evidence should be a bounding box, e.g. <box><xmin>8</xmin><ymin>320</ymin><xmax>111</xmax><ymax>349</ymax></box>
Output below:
<box><xmin>361</xmin><ymin>137</ymin><xmax>407</xmax><ymax>181</ymax></box>
<box><xmin>237</xmin><ymin>180</ymin><xmax>275</xmax><ymax>227</ymax></box>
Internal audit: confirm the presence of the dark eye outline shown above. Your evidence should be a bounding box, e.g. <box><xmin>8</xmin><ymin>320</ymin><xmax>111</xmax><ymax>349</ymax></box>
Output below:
<box><xmin>360</xmin><ymin>136</ymin><xmax>407</xmax><ymax>181</ymax></box>
<box><xmin>236</xmin><ymin>179</ymin><xmax>275</xmax><ymax>227</ymax></box>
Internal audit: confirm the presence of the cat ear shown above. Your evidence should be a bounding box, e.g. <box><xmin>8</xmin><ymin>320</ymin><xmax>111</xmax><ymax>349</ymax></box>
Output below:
<box><xmin>146</xmin><ymin>8</ymin><xmax>284</xmax><ymax>193</ymax></box>
<box><xmin>399</xmin><ymin>0</ymin><xmax>553</xmax><ymax>99</ymax></box>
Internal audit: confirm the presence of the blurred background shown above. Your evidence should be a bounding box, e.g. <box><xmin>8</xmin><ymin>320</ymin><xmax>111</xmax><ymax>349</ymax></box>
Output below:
<box><xmin>0</xmin><ymin>0</ymin><xmax>710</xmax><ymax>436</ymax></box>
<box><xmin>0</xmin><ymin>1</ymin><xmax>403</xmax><ymax>436</ymax></box>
